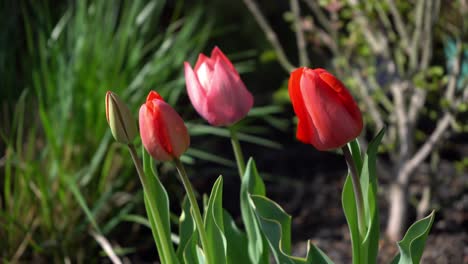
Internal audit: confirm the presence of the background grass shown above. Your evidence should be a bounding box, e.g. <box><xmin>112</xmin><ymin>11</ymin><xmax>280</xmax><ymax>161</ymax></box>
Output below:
<box><xmin>1</xmin><ymin>0</ymin><xmax>214</xmax><ymax>261</ymax></box>
<box><xmin>0</xmin><ymin>1</ymin><xmax>286</xmax><ymax>261</ymax></box>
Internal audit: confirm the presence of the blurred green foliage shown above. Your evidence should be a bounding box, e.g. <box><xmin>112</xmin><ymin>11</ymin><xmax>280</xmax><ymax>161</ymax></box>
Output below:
<box><xmin>0</xmin><ymin>0</ymin><xmax>290</xmax><ymax>261</ymax></box>
<box><xmin>1</xmin><ymin>0</ymin><xmax>212</xmax><ymax>261</ymax></box>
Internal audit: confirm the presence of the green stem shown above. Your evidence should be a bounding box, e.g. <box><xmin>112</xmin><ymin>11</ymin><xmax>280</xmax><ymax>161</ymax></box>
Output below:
<box><xmin>128</xmin><ymin>144</ymin><xmax>174</xmax><ymax>264</ymax></box>
<box><xmin>229</xmin><ymin>127</ymin><xmax>246</xmax><ymax>179</ymax></box>
<box><xmin>342</xmin><ymin>146</ymin><xmax>366</xmax><ymax>239</ymax></box>
<box><xmin>174</xmin><ymin>158</ymin><xmax>212</xmax><ymax>264</ymax></box>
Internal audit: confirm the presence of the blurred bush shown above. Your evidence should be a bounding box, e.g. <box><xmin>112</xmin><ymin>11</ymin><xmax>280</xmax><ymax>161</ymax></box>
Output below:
<box><xmin>243</xmin><ymin>0</ymin><xmax>468</xmax><ymax>241</ymax></box>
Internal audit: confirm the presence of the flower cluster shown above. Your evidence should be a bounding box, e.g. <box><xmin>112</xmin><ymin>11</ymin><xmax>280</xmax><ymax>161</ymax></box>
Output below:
<box><xmin>105</xmin><ymin>47</ymin><xmax>434</xmax><ymax>264</ymax></box>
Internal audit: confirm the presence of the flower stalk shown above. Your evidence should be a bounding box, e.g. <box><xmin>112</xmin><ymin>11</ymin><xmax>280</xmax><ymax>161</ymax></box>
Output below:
<box><xmin>229</xmin><ymin>127</ymin><xmax>246</xmax><ymax>179</ymax></box>
<box><xmin>127</xmin><ymin>143</ymin><xmax>175</xmax><ymax>264</ymax></box>
<box><xmin>174</xmin><ymin>158</ymin><xmax>213</xmax><ymax>264</ymax></box>
<box><xmin>342</xmin><ymin>146</ymin><xmax>366</xmax><ymax>239</ymax></box>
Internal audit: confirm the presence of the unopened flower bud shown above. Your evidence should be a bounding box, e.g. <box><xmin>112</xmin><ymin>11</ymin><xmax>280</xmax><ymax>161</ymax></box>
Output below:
<box><xmin>105</xmin><ymin>91</ymin><xmax>137</xmax><ymax>144</ymax></box>
<box><xmin>139</xmin><ymin>91</ymin><xmax>190</xmax><ymax>161</ymax></box>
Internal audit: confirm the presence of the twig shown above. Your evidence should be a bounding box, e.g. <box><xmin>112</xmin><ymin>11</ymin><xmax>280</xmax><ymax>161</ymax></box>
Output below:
<box><xmin>352</xmin><ymin>70</ymin><xmax>384</xmax><ymax>129</ymax></box>
<box><xmin>90</xmin><ymin>231</ymin><xmax>123</xmax><ymax>264</ymax></box>
<box><xmin>290</xmin><ymin>0</ymin><xmax>310</xmax><ymax>66</ymax></box>
<box><xmin>347</xmin><ymin>0</ymin><xmax>387</xmax><ymax>54</ymax></box>
<box><xmin>420</xmin><ymin>0</ymin><xmax>436</xmax><ymax>70</ymax></box>
<box><xmin>368</xmin><ymin>74</ymin><xmax>394</xmax><ymax>112</ymax></box>
<box><xmin>374</xmin><ymin>1</ymin><xmax>394</xmax><ymax>33</ymax></box>
<box><xmin>409</xmin><ymin>0</ymin><xmax>425</xmax><ymax>70</ymax></box>
<box><xmin>463</xmin><ymin>84</ymin><xmax>468</xmax><ymax>101</ymax></box>
<box><xmin>399</xmin><ymin>113</ymin><xmax>452</xmax><ymax>183</ymax></box>
<box><xmin>302</xmin><ymin>0</ymin><xmax>332</xmax><ymax>33</ymax></box>
<box><xmin>243</xmin><ymin>0</ymin><xmax>295</xmax><ymax>72</ymax></box>
<box><xmin>391</xmin><ymin>81</ymin><xmax>411</xmax><ymax>162</ymax></box>
<box><xmin>11</xmin><ymin>220</ymin><xmax>37</xmax><ymax>262</ymax></box>
<box><xmin>416</xmin><ymin>185</ymin><xmax>431</xmax><ymax>219</ymax></box>
<box><xmin>408</xmin><ymin>88</ymin><xmax>426</xmax><ymax>125</ymax></box>
<box><xmin>385</xmin><ymin>0</ymin><xmax>410</xmax><ymax>52</ymax></box>
<box><xmin>399</xmin><ymin>38</ymin><xmax>463</xmax><ymax>184</ymax></box>
<box><xmin>445</xmin><ymin>40</ymin><xmax>462</xmax><ymax>102</ymax></box>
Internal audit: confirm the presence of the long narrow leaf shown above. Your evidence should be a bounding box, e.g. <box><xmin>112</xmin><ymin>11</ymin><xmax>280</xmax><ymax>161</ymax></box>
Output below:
<box><xmin>142</xmin><ymin>148</ymin><xmax>178</xmax><ymax>264</ymax></box>
<box><xmin>241</xmin><ymin>158</ymin><xmax>269</xmax><ymax>264</ymax></box>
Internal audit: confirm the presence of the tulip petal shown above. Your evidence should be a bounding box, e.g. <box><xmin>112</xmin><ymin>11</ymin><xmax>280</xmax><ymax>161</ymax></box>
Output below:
<box><xmin>301</xmin><ymin>70</ymin><xmax>360</xmax><ymax>150</ymax></box>
<box><xmin>211</xmin><ymin>46</ymin><xmax>237</xmax><ymax>73</ymax></box>
<box><xmin>194</xmin><ymin>54</ymin><xmax>215</xmax><ymax>90</ymax></box>
<box><xmin>206</xmin><ymin>57</ymin><xmax>253</xmax><ymax>125</ymax></box>
<box><xmin>139</xmin><ymin>104</ymin><xmax>172</xmax><ymax>161</ymax></box>
<box><xmin>105</xmin><ymin>91</ymin><xmax>111</xmax><ymax>123</ymax></box>
<box><xmin>194</xmin><ymin>53</ymin><xmax>214</xmax><ymax>73</ymax></box>
<box><xmin>300</xmin><ymin>71</ymin><xmax>337</xmax><ymax>150</ymax></box>
<box><xmin>147</xmin><ymin>90</ymin><xmax>164</xmax><ymax>102</ymax></box>
<box><xmin>184</xmin><ymin>62</ymin><xmax>210</xmax><ymax>121</ymax></box>
<box><xmin>157</xmin><ymin>101</ymin><xmax>190</xmax><ymax>158</ymax></box>
<box><xmin>288</xmin><ymin>67</ymin><xmax>317</xmax><ymax>145</ymax></box>
<box><xmin>196</xmin><ymin>61</ymin><xmax>214</xmax><ymax>89</ymax></box>
<box><xmin>140</xmin><ymin>91</ymin><xmax>190</xmax><ymax>161</ymax></box>
<box><xmin>318</xmin><ymin>71</ymin><xmax>363</xmax><ymax>129</ymax></box>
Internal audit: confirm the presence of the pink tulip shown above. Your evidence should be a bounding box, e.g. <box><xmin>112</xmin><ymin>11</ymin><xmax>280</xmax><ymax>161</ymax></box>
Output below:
<box><xmin>184</xmin><ymin>46</ymin><xmax>254</xmax><ymax>126</ymax></box>
<box><xmin>139</xmin><ymin>91</ymin><xmax>190</xmax><ymax>161</ymax></box>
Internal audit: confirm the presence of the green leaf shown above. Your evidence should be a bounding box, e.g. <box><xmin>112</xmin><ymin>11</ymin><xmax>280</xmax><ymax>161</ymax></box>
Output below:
<box><xmin>144</xmin><ymin>193</ymin><xmax>165</xmax><ymax>257</ymax></box>
<box><xmin>391</xmin><ymin>211</ymin><xmax>435</xmax><ymax>264</ymax></box>
<box><xmin>177</xmin><ymin>197</ymin><xmax>195</xmax><ymax>262</ymax></box>
<box><xmin>348</xmin><ymin>139</ymin><xmax>362</xmax><ymax>175</ymax></box>
<box><xmin>342</xmin><ymin>175</ymin><xmax>361</xmax><ymax>264</ymax></box>
<box><xmin>223</xmin><ymin>210</ymin><xmax>250</xmax><ymax>264</ymax></box>
<box><xmin>306</xmin><ymin>243</ymin><xmax>335</xmax><ymax>264</ymax></box>
<box><xmin>343</xmin><ymin>129</ymin><xmax>385</xmax><ymax>264</ymax></box>
<box><xmin>249</xmin><ymin>195</ymin><xmax>292</xmax><ymax>262</ymax></box>
<box><xmin>240</xmin><ymin>158</ymin><xmax>269</xmax><ymax>264</ymax></box>
<box><xmin>183</xmin><ymin>232</ymin><xmax>202</xmax><ymax>264</ymax></box>
<box><xmin>359</xmin><ymin>128</ymin><xmax>385</xmax><ymax>264</ymax></box>
<box><xmin>196</xmin><ymin>245</ymin><xmax>207</xmax><ymax>264</ymax></box>
<box><xmin>186</xmin><ymin>148</ymin><xmax>236</xmax><ymax>167</ymax></box>
<box><xmin>204</xmin><ymin>176</ymin><xmax>227</xmax><ymax>264</ymax></box>
<box><xmin>250</xmin><ymin>195</ymin><xmax>333</xmax><ymax>264</ymax></box>
<box><xmin>241</xmin><ymin>158</ymin><xmax>333</xmax><ymax>264</ymax></box>
<box><xmin>188</xmin><ymin>124</ymin><xmax>282</xmax><ymax>149</ymax></box>
<box><xmin>142</xmin><ymin>148</ymin><xmax>178</xmax><ymax>264</ymax></box>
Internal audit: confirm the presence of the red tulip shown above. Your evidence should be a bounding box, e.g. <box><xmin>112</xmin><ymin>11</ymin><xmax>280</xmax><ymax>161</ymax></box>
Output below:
<box><xmin>139</xmin><ymin>91</ymin><xmax>190</xmax><ymax>161</ymax></box>
<box><xmin>288</xmin><ymin>67</ymin><xmax>363</xmax><ymax>151</ymax></box>
<box><xmin>184</xmin><ymin>46</ymin><xmax>254</xmax><ymax>126</ymax></box>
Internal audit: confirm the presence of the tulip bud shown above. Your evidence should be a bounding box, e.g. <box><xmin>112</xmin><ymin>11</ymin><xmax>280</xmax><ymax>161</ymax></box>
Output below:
<box><xmin>139</xmin><ymin>91</ymin><xmax>190</xmax><ymax>161</ymax></box>
<box><xmin>288</xmin><ymin>67</ymin><xmax>363</xmax><ymax>150</ymax></box>
<box><xmin>184</xmin><ymin>46</ymin><xmax>254</xmax><ymax>126</ymax></box>
<box><xmin>105</xmin><ymin>91</ymin><xmax>137</xmax><ymax>144</ymax></box>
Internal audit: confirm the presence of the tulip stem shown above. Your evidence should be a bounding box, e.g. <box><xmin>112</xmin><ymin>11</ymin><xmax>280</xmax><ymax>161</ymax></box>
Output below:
<box><xmin>229</xmin><ymin>128</ymin><xmax>246</xmax><ymax>179</ymax></box>
<box><xmin>342</xmin><ymin>146</ymin><xmax>366</xmax><ymax>239</ymax></box>
<box><xmin>127</xmin><ymin>144</ymin><xmax>175</xmax><ymax>264</ymax></box>
<box><xmin>174</xmin><ymin>158</ymin><xmax>212</xmax><ymax>264</ymax></box>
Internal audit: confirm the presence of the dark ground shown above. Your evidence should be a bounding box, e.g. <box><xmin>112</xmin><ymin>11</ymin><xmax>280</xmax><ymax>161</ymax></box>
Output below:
<box><xmin>257</xmin><ymin>146</ymin><xmax>468</xmax><ymax>263</ymax></box>
<box><xmin>113</xmin><ymin>127</ymin><xmax>468</xmax><ymax>264</ymax></box>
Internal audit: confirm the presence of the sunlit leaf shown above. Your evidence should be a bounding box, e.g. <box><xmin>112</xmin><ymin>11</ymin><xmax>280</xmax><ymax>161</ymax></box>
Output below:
<box><xmin>241</xmin><ymin>158</ymin><xmax>269</xmax><ymax>264</ymax></box>
<box><xmin>391</xmin><ymin>211</ymin><xmax>435</xmax><ymax>264</ymax></box>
